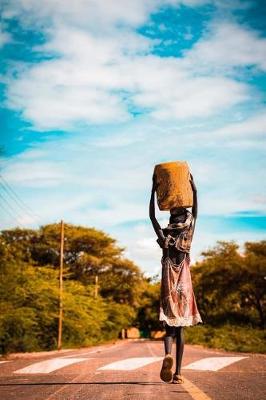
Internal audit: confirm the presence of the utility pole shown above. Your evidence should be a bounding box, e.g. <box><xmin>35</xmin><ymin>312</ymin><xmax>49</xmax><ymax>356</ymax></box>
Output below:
<box><xmin>94</xmin><ymin>275</ymin><xmax>99</xmax><ymax>299</ymax></box>
<box><xmin>57</xmin><ymin>220</ymin><xmax>64</xmax><ymax>350</ymax></box>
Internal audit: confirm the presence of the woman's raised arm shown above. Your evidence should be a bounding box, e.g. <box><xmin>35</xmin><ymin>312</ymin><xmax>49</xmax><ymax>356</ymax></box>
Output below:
<box><xmin>149</xmin><ymin>178</ymin><xmax>165</xmax><ymax>248</ymax></box>
<box><xmin>190</xmin><ymin>173</ymin><xmax>198</xmax><ymax>238</ymax></box>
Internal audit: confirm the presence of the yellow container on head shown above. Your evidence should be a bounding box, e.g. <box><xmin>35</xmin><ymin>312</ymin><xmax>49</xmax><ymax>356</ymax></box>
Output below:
<box><xmin>153</xmin><ymin>161</ymin><xmax>193</xmax><ymax>211</ymax></box>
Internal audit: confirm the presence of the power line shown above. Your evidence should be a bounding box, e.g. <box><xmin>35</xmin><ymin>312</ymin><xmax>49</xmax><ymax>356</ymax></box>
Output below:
<box><xmin>0</xmin><ymin>174</ymin><xmax>42</xmax><ymax>221</ymax></box>
<box><xmin>0</xmin><ymin>174</ymin><xmax>42</xmax><ymax>224</ymax></box>
<box><xmin>0</xmin><ymin>192</ymin><xmax>26</xmax><ymax>219</ymax></box>
<box><xmin>0</xmin><ymin>183</ymin><xmax>39</xmax><ymax>226</ymax></box>
<box><xmin>0</xmin><ymin>194</ymin><xmax>25</xmax><ymax>229</ymax></box>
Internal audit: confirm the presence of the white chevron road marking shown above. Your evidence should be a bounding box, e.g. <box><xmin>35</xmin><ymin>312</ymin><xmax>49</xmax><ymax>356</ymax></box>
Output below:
<box><xmin>98</xmin><ymin>356</ymin><xmax>163</xmax><ymax>371</ymax></box>
<box><xmin>183</xmin><ymin>356</ymin><xmax>247</xmax><ymax>371</ymax></box>
<box><xmin>14</xmin><ymin>357</ymin><xmax>89</xmax><ymax>374</ymax></box>
<box><xmin>12</xmin><ymin>354</ymin><xmax>248</xmax><ymax>375</ymax></box>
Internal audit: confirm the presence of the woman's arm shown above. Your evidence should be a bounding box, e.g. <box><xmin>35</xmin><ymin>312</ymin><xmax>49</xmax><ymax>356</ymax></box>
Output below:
<box><xmin>149</xmin><ymin>177</ymin><xmax>165</xmax><ymax>248</ymax></box>
<box><xmin>190</xmin><ymin>173</ymin><xmax>198</xmax><ymax>238</ymax></box>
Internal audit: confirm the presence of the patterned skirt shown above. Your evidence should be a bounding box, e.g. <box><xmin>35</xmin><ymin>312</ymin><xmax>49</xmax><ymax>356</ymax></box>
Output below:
<box><xmin>159</xmin><ymin>253</ymin><xmax>203</xmax><ymax>327</ymax></box>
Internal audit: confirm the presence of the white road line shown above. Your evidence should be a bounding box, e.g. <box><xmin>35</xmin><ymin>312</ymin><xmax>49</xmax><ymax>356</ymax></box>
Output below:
<box><xmin>98</xmin><ymin>357</ymin><xmax>163</xmax><ymax>371</ymax></box>
<box><xmin>61</xmin><ymin>342</ymin><xmax>127</xmax><ymax>358</ymax></box>
<box><xmin>183</xmin><ymin>356</ymin><xmax>247</xmax><ymax>371</ymax></box>
<box><xmin>0</xmin><ymin>361</ymin><xmax>9</xmax><ymax>364</ymax></box>
<box><xmin>14</xmin><ymin>357</ymin><xmax>89</xmax><ymax>374</ymax></box>
<box><xmin>61</xmin><ymin>349</ymin><xmax>105</xmax><ymax>358</ymax></box>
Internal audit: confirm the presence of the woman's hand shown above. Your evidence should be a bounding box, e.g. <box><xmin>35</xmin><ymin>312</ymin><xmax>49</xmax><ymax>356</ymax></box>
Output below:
<box><xmin>189</xmin><ymin>172</ymin><xmax>198</xmax><ymax>222</ymax></box>
<box><xmin>190</xmin><ymin>173</ymin><xmax>197</xmax><ymax>192</ymax></box>
<box><xmin>152</xmin><ymin>174</ymin><xmax>158</xmax><ymax>190</ymax></box>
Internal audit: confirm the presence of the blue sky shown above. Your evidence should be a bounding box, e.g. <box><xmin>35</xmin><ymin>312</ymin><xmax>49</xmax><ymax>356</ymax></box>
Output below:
<box><xmin>0</xmin><ymin>0</ymin><xmax>266</xmax><ymax>276</ymax></box>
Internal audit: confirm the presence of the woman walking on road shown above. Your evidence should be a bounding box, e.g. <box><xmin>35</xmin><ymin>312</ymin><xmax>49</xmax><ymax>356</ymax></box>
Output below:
<box><xmin>149</xmin><ymin>166</ymin><xmax>202</xmax><ymax>384</ymax></box>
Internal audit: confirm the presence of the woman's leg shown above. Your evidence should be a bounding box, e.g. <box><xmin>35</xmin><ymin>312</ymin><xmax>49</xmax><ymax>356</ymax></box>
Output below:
<box><xmin>164</xmin><ymin>335</ymin><xmax>173</xmax><ymax>355</ymax></box>
<box><xmin>174</xmin><ymin>327</ymin><xmax>184</xmax><ymax>375</ymax></box>
<box><xmin>164</xmin><ymin>324</ymin><xmax>176</xmax><ymax>354</ymax></box>
<box><xmin>160</xmin><ymin>324</ymin><xmax>175</xmax><ymax>382</ymax></box>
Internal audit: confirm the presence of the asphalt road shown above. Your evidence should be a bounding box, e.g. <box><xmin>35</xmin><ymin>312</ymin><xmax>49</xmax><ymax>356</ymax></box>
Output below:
<box><xmin>0</xmin><ymin>339</ymin><xmax>265</xmax><ymax>400</ymax></box>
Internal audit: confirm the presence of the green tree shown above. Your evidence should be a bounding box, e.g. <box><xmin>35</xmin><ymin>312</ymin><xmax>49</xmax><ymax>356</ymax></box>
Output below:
<box><xmin>0</xmin><ymin>223</ymin><xmax>145</xmax><ymax>352</ymax></box>
<box><xmin>192</xmin><ymin>240</ymin><xmax>266</xmax><ymax>328</ymax></box>
<box><xmin>192</xmin><ymin>241</ymin><xmax>243</xmax><ymax>322</ymax></box>
<box><xmin>1</xmin><ymin>223</ymin><xmax>144</xmax><ymax>307</ymax></box>
<box><xmin>135</xmin><ymin>278</ymin><xmax>161</xmax><ymax>336</ymax></box>
<box><xmin>239</xmin><ymin>241</ymin><xmax>266</xmax><ymax>328</ymax></box>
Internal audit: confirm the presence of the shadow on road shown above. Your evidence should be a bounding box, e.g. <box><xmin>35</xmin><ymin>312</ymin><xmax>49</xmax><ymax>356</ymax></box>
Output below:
<box><xmin>0</xmin><ymin>381</ymin><xmax>186</xmax><ymax>390</ymax></box>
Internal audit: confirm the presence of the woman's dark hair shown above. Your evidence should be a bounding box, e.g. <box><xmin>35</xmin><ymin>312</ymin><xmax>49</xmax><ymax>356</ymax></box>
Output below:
<box><xmin>169</xmin><ymin>207</ymin><xmax>188</xmax><ymax>224</ymax></box>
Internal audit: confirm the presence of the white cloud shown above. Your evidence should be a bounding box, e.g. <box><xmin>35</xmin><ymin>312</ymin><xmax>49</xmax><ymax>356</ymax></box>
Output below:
<box><xmin>2</xmin><ymin>109</ymin><xmax>265</xmax><ymax>220</ymax></box>
<box><xmin>2</xmin><ymin>1</ymin><xmax>208</xmax><ymax>31</ymax></box>
<box><xmin>183</xmin><ymin>21</ymin><xmax>266</xmax><ymax>73</ymax></box>
<box><xmin>92</xmin><ymin>130</ymin><xmax>146</xmax><ymax>148</ymax></box>
<box><xmin>134</xmin><ymin>74</ymin><xmax>248</xmax><ymax>120</ymax></box>
<box><xmin>3</xmin><ymin>1</ymin><xmax>263</xmax><ymax>129</ymax></box>
<box><xmin>175</xmin><ymin>108</ymin><xmax>266</xmax><ymax>156</ymax></box>
<box><xmin>3</xmin><ymin>160</ymin><xmax>68</xmax><ymax>187</ymax></box>
<box><xmin>6</xmin><ymin>27</ymin><xmax>250</xmax><ymax>129</ymax></box>
<box><xmin>212</xmin><ymin>111</ymin><xmax>266</xmax><ymax>138</ymax></box>
<box><xmin>0</xmin><ymin>22</ymin><xmax>11</xmax><ymax>47</ymax></box>
<box><xmin>8</xmin><ymin>79</ymin><xmax>130</xmax><ymax>129</ymax></box>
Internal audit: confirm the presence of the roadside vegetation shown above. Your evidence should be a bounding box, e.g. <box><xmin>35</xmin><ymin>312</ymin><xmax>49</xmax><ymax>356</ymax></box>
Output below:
<box><xmin>140</xmin><ymin>240</ymin><xmax>266</xmax><ymax>353</ymax></box>
<box><xmin>0</xmin><ymin>224</ymin><xmax>265</xmax><ymax>354</ymax></box>
<box><xmin>0</xmin><ymin>223</ymin><xmax>145</xmax><ymax>353</ymax></box>
<box><xmin>186</xmin><ymin>240</ymin><xmax>266</xmax><ymax>353</ymax></box>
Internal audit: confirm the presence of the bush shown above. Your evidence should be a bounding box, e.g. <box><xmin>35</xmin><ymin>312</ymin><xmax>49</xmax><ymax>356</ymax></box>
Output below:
<box><xmin>185</xmin><ymin>323</ymin><xmax>266</xmax><ymax>353</ymax></box>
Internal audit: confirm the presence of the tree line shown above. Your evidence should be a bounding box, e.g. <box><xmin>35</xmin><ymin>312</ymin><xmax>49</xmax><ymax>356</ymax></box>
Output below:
<box><xmin>0</xmin><ymin>223</ymin><xmax>265</xmax><ymax>354</ymax></box>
